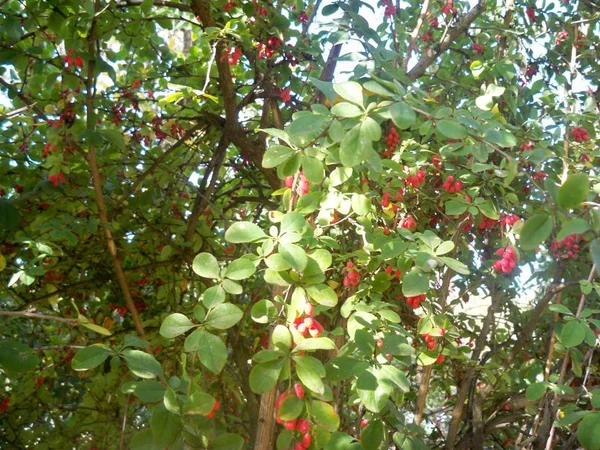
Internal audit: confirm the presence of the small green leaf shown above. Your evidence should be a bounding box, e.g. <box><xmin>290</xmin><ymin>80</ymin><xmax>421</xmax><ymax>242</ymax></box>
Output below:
<box><xmin>202</xmin><ymin>285</ymin><xmax>226</xmax><ymax>308</ymax></box>
<box><xmin>278</xmin><ymin>394</ymin><xmax>304</xmax><ymax>420</ymax></box>
<box><xmin>331</xmin><ymin>102</ymin><xmax>363</xmax><ymax>118</ymax></box>
<box><xmin>160</xmin><ymin>313</ymin><xmax>195</xmax><ymax>338</ymax></box>
<box><xmin>390</xmin><ymin>102</ymin><xmax>416</xmax><ymax>130</ymax></box>
<box><xmin>558</xmin><ymin>174</ymin><xmax>590</xmax><ymax>210</ymax></box>
<box><xmin>225</xmin><ymin>222</ymin><xmax>266</xmax><ymax>243</ymax></box>
<box><xmin>192</xmin><ymin>253</ymin><xmax>220</xmax><ymax>279</ymax></box>
<box><xmin>212</xmin><ymin>433</ymin><xmax>245</xmax><ymax>450</ymax></box>
<box><xmin>225</xmin><ymin>258</ymin><xmax>256</xmax><ymax>280</ymax></box>
<box><xmin>340</xmin><ymin>124</ymin><xmax>366</xmax><ymax>168</ymax></box>
<box><xmin>556</xmin><ymin>218</ymin><xmax>590</xmax><ymax>242</ymax></box>
<box><xmin>294</xmin><ymin>355</ymin><xmax>326</xmax><ymax>394</ymax></box>
<box><xmin>71</xmin><ymin>345</ymin><xmax>111</xmax><ymax>371</ymax></box>
<box><xmin>183</xmin><ymin>392</ymin><xmax>216</xmax><ymax>415</ymax></box>
<box><xmin>577</xmin><ymin>412</ymin><xmax>600</xmax><ymax>450</ymax></box>
<box><xmin>361</xmin><ymin>419</ymin><xmax>384</xmax><ymax>450</ymax></box>
<box><xmin>436</xmin><ymin>119</ymin><xmax>468</xmax><ymax>139</ymax></box>
<box><xmin>134</xmin><ymin>380</ymin><xmax>166</xmax><ymax>403</ymax></box>
<box><xmin>263</xmin><ymin>145</ymin><xmax>296</xmax><ymax>168</ymax></box>
<box><xmin>122</xmin><ymin>349</ymin><xmax>163</xmax><ymax>379</ymax></box>
<box><xmin>312</xmin><ymin>400</ymin><xmax>340</xmax><ymax>432</ymax></box>
<box><xmin>249</xmin><ymin>359</ymin><xmax>283</xmax><ymax>393</ymax></box>
<box><xmin>402</xmin><ymin>271</ymin><xmax>429</xmax><ymax>296</ymax></box>
<box><xmin>251</xmin><ymin>299</ymin><xmax>277</xmax><ymax>323</ymax></box>
<box><xmin>306</xmin><ymin>284</ymin><xmax>338</xmax><ymax>307</ymax></box>
<box><xmin>184</xmin><ymin>329</ymin><xmax>228</xmax><ymax>373</ymax></box>
<box><xmin>333</xmin><ymin>81</ymin><xmax>363</xmax><ymax>106</ymax></box>
<box><xmin>205</xmin><ymin>303</ymin><xmax>243</xmax><ymax>330</ymax></box>
<box><xmin>520</xmin><ymin>213</ymin><xmax>553</xmax><ymax>251</ymax></box>
<box><xmin>526</xmin><ymin>382</ymin><xmax>548</xmax><ymax>401</ymax></box>
<box><xmin>294</xmin><ymin>337</ymin><xmax>336</xmax><ymax>352</ymax></box>
<box><xmin>560</xmin><ymin>320</ymin><xmax>586</xmax><ymax>347</ymax></box>
<box><xmin>280</xmin><ymin>243</ymin><xmax>308</xmax><ymax>272</ymax></box>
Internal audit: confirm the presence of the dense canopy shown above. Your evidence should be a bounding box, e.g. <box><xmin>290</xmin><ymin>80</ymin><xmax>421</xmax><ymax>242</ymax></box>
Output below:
<box><xmin>1</xmin><ymin>0</ymin><xmax>600</xmax><ymax>449</ymax></box>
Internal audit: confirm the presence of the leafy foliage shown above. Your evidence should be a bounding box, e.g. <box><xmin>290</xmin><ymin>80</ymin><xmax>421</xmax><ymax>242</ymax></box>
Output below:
<box><xmin>1</xmin><ymin>0</ymin><xmax>600</xmax><ymax>449</ymax></box>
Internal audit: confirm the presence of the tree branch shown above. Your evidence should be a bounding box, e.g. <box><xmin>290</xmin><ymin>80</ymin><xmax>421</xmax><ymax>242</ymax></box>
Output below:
<box><xmin>407</xmin><ymin>0</ymin><xmax>488</xmax><ymax>81</ymax></box>
<box><xmin>402</xmin><ymin>0</ymin><xmax>431</xmax><ymax>72</ymax></box>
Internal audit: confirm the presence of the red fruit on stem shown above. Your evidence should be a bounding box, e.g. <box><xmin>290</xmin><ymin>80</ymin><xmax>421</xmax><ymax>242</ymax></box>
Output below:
<box><xmin>294</xmin><ymin>383</ymin><xmax>305</xmax><ymax>399</ymax></box>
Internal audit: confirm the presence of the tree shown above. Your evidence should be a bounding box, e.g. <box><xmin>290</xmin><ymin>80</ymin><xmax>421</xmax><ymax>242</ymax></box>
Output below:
<box><xmin>0</xmin><ymin>0</ymin><xmax>599</xmax><ymax>448</ymax></box>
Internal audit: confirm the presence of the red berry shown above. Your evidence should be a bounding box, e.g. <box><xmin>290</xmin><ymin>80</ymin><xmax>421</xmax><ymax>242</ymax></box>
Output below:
<box><xmin>284</xmin><ymin>419</ymin><xmax>297</xmax><ymax>430</ymax></box>
<box><xmin>294</xmin><ymin>383</ymin><xmax>305</xmax><ymax>399</ymax></box>
<box><xmin>302</xmin><ymin>433</ymin><xmax>312</xmax><ymax>447</ymax></box>
<box><xmin>360</xmin><ymin>419</ymin><xmax>369</xmax><ymax>427</ymax></box>
<box><xmin>296</xmin><ymin>418</ymin><xmax>310</xmax><ymax>433</ymax></box>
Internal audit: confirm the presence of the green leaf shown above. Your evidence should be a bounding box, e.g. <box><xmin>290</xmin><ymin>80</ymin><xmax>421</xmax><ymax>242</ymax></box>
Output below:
<box><xmin>390</xmin><ymin>102</ymin><xmax>416</xmax><ymax>130</ymax></box>
<box><xmin>402</xmin><ymin>271</ymin><xmax>429</xmax><ymax>296</ymax></box>
<box><xmin>333</xmin><ymin>81</ymin><xmax>363</xmax><ymax>106</ymax></box>
<box><xmin>212</xmin><ymin>433</ymin><xmax>245</xmax><ymax>450</ymax></box>
<box><xmin>361</xmin><ymin>117</ymin><xmax>382</xmax><ymax>141</ymax></box>
<box><xmin>312</xmin><ymin>400</ymin><xmax>340</xmax><ymax>432</ymax></box>
<box><xmin>151</xmin><ymin>404</ymin><xmax>180</xmax><ymax>448</ymax></box>
<box><xmin>160</xmin><ymin>313</ymin><xmax>195</xmax><ymax>338</ymax></box>
<box><xmin>278</xmin><ymin>394</ymin><xmax>304</xmax><ymax>420</ymax></box>
<box><xmin>478</xmin><ymin>200</ymin><xmax>499</xmax><ymax>220</ymax></box>
<box><xmin>558</xmin><ymin>174</ymin><xmax>590</xmax><ymax>210</ymax></box>
<box><xmin>279</xmin><ymin>242</ymin><xmax>308</xmax><ymax>272</ymax></box>
<box><xmin>272</xmin><ymin>324</ymin><xmax>292</xmax><ymax>352</ymax></box>
<box><xmin>80</xmin><ymin>322</ymin><xmax>112</xmax><ymax>336</ymax></box>
<box><xmin>164</xmin><ymin>387</ymin><xmax>179</xmax><ymax>415</ymax></box>
<box><xmin>129</xmin><ymin>429</ymin><xmax>156</xmax><ymax>450</ymax></box>
<box><xmin>436</xmin><ymin>119</ymin><xmax>468</xmax><ymax>139</ymax></box>
<box><xmin>225</xmin><ymin>222</ymin><xmax>266</xmax><ymax>243</ymax></box>
<box><xmin>294</xmin><ymin>337</ymin><xmax>336</xmax><ymax>352</ymax></box>
<box><xmin>556</xmin><ymin>218</ymin><xmax>590</xmax><ymax>241</ymax></box>
<box><xmin>306</xmin><ymin>284</ymin><xmax>338</xmax><ymax>307</ymax></box>
<box><xmin>577</xmin><ymin>412</ymin><xmax>600</xmax><ymax>450</ymax></box>
<box><xmin>303</xmin><ymin>155</ymin><xmax>325</xmax><ymax>183</ymax></box>
<box><xmin>71</xmin><ymin>345</ymin><xmax>111</xmax><ymax>371</ymax></box>
<box><xmin>263</xmin><ymin>145</ymin><xmax>296</xmax><ymax>168</ymax></box>
<box><xmin>202</xmin><ymin>285</ymin><xmax>226</xmax><ymax>308</ymax></box>
<box><xmin>560</xmin><ymin>320</ymin><xmax>586</xmax><ymax>347</ymax></box>
<box><xmin>251</xmin><ymin>299</ymin><xmax>277</xmax><ymax>323</ymax></box>
<box><xmin>351</xmin><ymin>193</ymin><xmax>371</xmax><ymax>216</ymax></box>
<box><xmin>591</xmin><ymin>240</ymin><xmax>600</xmax><ymax>276</ymax></box>
<box><xmin>520</xmin><ymin>213</ymin><xmax>553</xmax><ymax>250</ymax></box>
<box><xmin>183</xmin><ymin>392</ymin><xmax>215</xmax><ymax>415</ymax></box>
<box><xmin>445</xmin><ymin>200</ymin><xmax>468</xmax><ymax>216</ymax></box>
<box><xmin>249</xmin><ymin>359</ymin><xmax>283</xmax><ymax>393</ymax></box>
<box><xmin>0</xmin><ymin>199</ymin><xmax>20</xmax><ymax>232</ymax></box>
<box><xmin>378</xmin><ymin>365</ymin><xmax>410</xmax><ymax>392</ymax></box>
<box><xmin>192</xmin><ymin>253</ymin><xmax>220</xmax><ymax>279</ymax></box>
<box><xmin>122</xmin><ymin>349</ymin><xmax>163</xmax><ymax>379</ymax></box>
<box><xmin>295</xmin><ymin>355</ymin><xmax>325</xmax><ymax>394</ymax></box>
<box><xmin>361</xmin><ymin>419</ymin><xmax>384</xmax><ymax>450</ymax></box>
<box><xmin>485</xmin><ymin>129</ymin><xmax>517</xmax><ymax>147</ymax></box>
<box><xmin>134</xmin><ymin>380</ymin><xmax>166</xmax><ymax>403</ymax></box>
<box><xmin>331</xmin><ymin>102</ymin><xmax>363</xmax><ymax>118</ymax></box>
<box><xmin>340</xmin><ymin>124</ymin><xmax>366</xmax><ymax>168</ymax></box>
<box><xmin>526</xmin><ymin>382</ymin><xmax>548</xmax><ymax>400</ymax></box>
<box><xmin>225</xmin><ymin>258</ymin><xmax>256</xmax><ymax>280</ymax></box>
<box><xmin>184</xmin><ymin>329</ymin><xmax>228</xmax><ymax>373</ymax></box>
<box><xmin>205</xmin><ymin>303</ymin><xmax>243</xmax><ymax>330</ymax></box>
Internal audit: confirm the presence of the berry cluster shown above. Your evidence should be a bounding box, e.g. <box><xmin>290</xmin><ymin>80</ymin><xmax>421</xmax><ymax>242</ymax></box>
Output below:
<box><xmin>275</xmin><ymin>390</ymin><xmax>312</xmax><ymax>450</ymax></box>
<box><xmin>499</xmin><ymin>213</ymin><xmax>519</xmax><ymax>227</ymax></box>
<box><xmin>291</xmin><ymin>302</ymin><xmax>324</xmax><ymax>337</ymax></box>
<box><xmin>224</xmin><ymin>1</ymin><xmax>237</xmax><ymax>12</ymax></box>
<box><xmin>381</xmin><ymin>0</ymin><xmax>396</xmax><ymax>16</ymax></box>
<box><xmin>526</xmin><ymin>6</ymin><xmax>536</xmax><ymax>21</ymax></box>
<box><xmin>550</xmin><ymin>234</ymin><xmax>584</xmax><ymax>259</ymax></box>
<box><xmin>473</xmin><ymin>43</ymin><xmax>484</xmax><ymax>56</ymax></box>
<box><xmin>520</xmin><ymin>141</ymin><xmax>534</xmax><ymax>151</ymax></box>
<box><xmin>405</xmin><ymin>170</ymin><xmax>426</xmax><ymax>188</ymax></box>
<box><xmin>422</xmin><ymin>333</ymin><xmax>437</xmax><ymax>350</ymax></box>
<box><xmin>399</xmin><ymin>215</ymin><xmax>417</xmax><ymax>230</ymax></box>
<box><xmin>572</xmin><ymin>127</ymin><xmax>590</xmax><ymax>143</ymax></box>
<box><xmin>384</xmin><ymin>265</ymin><xmax>402</xmax><ymax>279</ymax></box>
<box><xmin>532</xmin><ymin>171</ymin><xmax>547</xmax><ymax>181</ymax></box>
<box><xmin>442</xmin><ymin>175</ymin><xmax>463</xmax><ymax>193</ymax></box>
<box><xmin>406</xmin><ymin>294</ymin><xmax>426</xmax><ymax>308</ymax></box>
<box><xmin>429</xmin><ymin>16</ymin><xmax>439</xmax><ymax>28</ymax></box>
<box><xmin>63</xmin><ymin>49</ymin><xmax>83</xmax><ymax>68</ymax></box>
<box><xmin>257</xmin><ymin>36</ymin><xmax>281</xmax><ymax>59</ymax></box>
<box><xmin>555</xmin><ymin>30</ymin><xmax>568</xmax><ymax>45</ymax></box>
<box><xmin>493</xmin><ymin>246</ymin><xmax>517</xmax><ymax>273</ymax></box>
<box><xmin>342</xmin><ymin>262</ymin><xmax>361</xmax><ymax>287</ymax></box>
<box><xmin>285</xmin><ymin>173</ymin><xmax>309</xmax><ymax>196</ymax></box>
<box><xmin>441</xmin><ymin>0</ymin><xmax>456</xmax><ymax>15</ymax></box>
<box><xmin>383</xmin><ymin>128</ymin><xmax>399</xmax><ymax>157</ymax></box>
<box><xmin>421</xmin><ymin>30</ymin><xmax>434</xmax><ymax>42</ymax></box>
<box><xmin>297</xmin><ymin>11</ymin><xmax>308</xmax><ymax>24</ymax></box>
<box><xmin>223</xmin><ymin>47</ymin><xmax>242</xmax><ymax>65</ymax></box>
<box><xmin>48</xmin><ymin>172</ymin><xmax>66</xmax><ymax>187</ymax></box>
<box><xmin>280</xmin><ymin>87</ymin><xmax>291</xmax><ymax>102</ymax></box>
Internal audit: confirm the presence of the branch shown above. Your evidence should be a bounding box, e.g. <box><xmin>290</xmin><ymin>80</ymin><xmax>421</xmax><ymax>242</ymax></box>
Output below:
<box><xmin>0</xmin><ymin>310</ymin><xmax>78</xmax><ymax>325</ymax></box>
<box><xmin>115</xmin><ymin>0</ymin><xmax>192</xmax><ymax>13</ymax></box>
<box><xmin>496</xmin><ymin>0</ymin><xmax>514</xmax><ymax>60</ymax></box>
<box><xmin>0</xmin><ymin>76</ymin><xmax>48</xmax><ymax>122</ymax></box>
<box><xmin>406</xmin><ymin>0</ymin><xmax>488</xmax><ymax>81</ymax></box>
<box><xmin>84</xmin><ymin>0</ymin><xmax>145</xmax><ymax>339</ymax></box>
<box><xmin>402</xmin><ymin>0</ymin><xmax>431</xmax><ymax>72</ymax></box>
